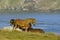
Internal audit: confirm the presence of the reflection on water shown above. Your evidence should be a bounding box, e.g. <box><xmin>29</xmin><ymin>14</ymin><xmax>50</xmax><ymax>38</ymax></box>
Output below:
<box><xmin>0</xmin><ymin>12</ymin><xmax>60</xmax><ymax>34</ymax></box>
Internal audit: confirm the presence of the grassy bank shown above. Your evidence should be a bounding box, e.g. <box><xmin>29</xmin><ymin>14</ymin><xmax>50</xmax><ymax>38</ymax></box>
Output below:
<box><xmin>0</xmin><ymin>30</ymin><xmax>60</xmax><ymax>40</ymax></box>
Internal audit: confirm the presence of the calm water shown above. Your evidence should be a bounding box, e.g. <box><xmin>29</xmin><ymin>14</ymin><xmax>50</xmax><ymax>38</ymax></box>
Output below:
<box><xmin>0</xmin><ymin>12</ymin><xmax>60</xmax><ymax>34</ymax></box>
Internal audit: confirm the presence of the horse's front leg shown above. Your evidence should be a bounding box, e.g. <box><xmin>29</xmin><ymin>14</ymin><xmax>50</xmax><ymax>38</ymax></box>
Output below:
<box><xmin>14</xmin><ymin>26</ymin><xmax>17</xmax><ymax>30</ymax></box>
<box><xmin>13</xmin><ymin>24</ymin><xmax>15</xmax><ymax>30</ymax></box>
<box><xmin>25</xmin><ymin>27</ymin><xmax>28</xmax><ymax>32</ymax></box>
<box><xmin>13</xmin><ymin>24</ymin><xmax>17</xmax><ymax>30</ymax></box>
<box><xmin>25</xmin><ymin>24</ymin><xmax>30</xmax><ymax>32</ymax></box>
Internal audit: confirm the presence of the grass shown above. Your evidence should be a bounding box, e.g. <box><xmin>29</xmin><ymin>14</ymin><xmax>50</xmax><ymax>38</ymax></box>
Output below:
<box><xmin>0</xmin><ymin>30</ymin><xmax>60</xmax><ymax>40</ymax></box>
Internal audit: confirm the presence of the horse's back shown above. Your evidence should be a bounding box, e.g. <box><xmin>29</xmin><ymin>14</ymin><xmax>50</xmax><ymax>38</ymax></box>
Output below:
<box><xmin>14</xmin><ymin>19</ymin><xmax>25</xmax><ymax>24</ymax></box>
<box><xmin>24</xmin><ymin>18</ymin><xmax>35</xmax><ymax>21</ymax></box>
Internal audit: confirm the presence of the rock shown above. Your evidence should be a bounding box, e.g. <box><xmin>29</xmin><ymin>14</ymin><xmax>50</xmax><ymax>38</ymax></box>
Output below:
<box><xmin>2</xmin><ymin>26</ymin><xmax>22</xmax><ymax>32</ymax></box>
<box><xmin>3</xmin><ymin>26</ymin><xmax>13</xmax><ymax>31</ymax></box>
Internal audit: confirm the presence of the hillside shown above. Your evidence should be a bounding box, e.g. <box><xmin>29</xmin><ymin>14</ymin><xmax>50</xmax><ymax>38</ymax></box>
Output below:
<box><xmin>0</xmin><ymin>0</ymin><xmax>60</xmax><ymax>12</ymax></box>
<box><xmin>0</xmin><ymin>30</ymin><xmax>60</xmax><ymax>40</ymax></box>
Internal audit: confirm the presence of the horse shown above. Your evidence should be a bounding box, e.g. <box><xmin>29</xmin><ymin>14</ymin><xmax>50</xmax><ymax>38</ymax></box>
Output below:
<box><xmin>10</xmin><ymin>18</ymin><xmax>36</xmax><ymax>32</ymax></box>
<box><xmin>28</xmin><ymin>28</ymin><xmax>45</xmax><ymax>33</ymax></box>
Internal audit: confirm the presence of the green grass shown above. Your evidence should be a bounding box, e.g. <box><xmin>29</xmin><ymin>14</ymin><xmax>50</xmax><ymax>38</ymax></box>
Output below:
<box><xmin>0</xmin><ymin>30</ymin><xmax>60</xmax><ymax>40</ymax></box>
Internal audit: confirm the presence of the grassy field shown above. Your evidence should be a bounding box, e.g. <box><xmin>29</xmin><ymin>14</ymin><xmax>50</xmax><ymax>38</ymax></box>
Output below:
<box><xmin>0</xmin><ymin>30</ymin><xmax>60</xmax><ymax>40</ymax></box>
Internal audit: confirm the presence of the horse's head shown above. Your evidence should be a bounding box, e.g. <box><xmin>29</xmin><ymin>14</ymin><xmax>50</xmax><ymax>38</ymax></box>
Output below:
<box><xmin>31</xmin><ymin>18</ymin><xmax>36</xmax><ymax>26</ymax></box>
<box><xmin>10</xmin><ymin>19</ymin><xmax>15</xmax><ymax>26</ymax></box>
<box><xmin>24</xmin><ymin>18</ymin><xmax>36</xmax><ymax>26</ymax></box>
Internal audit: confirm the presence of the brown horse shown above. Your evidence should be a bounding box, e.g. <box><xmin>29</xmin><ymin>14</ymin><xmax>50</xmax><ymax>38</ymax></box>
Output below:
<box><xmin>28</xmin><ymin>28</ymin><xmax>45</xmax><ymax>33</ymax></box>
<box><xmin>10</xmin><ymin>18</ymin><xmax>36</xmax><ymax>32</ymax></box>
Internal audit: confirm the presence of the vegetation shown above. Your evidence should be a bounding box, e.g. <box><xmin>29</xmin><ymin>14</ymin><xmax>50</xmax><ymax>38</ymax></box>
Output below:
<box><xmin>0</xmin><ymin>30</ymin><xmax>60</xmax><ymax>40</ymax></box>
<box><xmin>0</xmin><ymin>0</ymin><xmax>60</xmax><ymax>12</ymax></box>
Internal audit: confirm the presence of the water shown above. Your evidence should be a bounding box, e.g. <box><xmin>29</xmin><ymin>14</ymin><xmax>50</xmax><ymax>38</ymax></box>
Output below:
<box><xmin>0</xmin><ymin>12</ymin><xmax>60</xmax><ymax>35</ymax></box>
